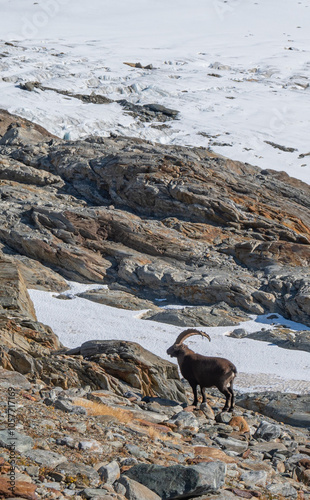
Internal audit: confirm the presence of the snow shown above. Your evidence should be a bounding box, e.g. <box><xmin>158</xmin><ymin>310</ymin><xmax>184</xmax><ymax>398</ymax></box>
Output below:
<box><xmin>1</xmin><ymin>0</ymin><xmax>310</xmax><ymax>183</ymax></box>
<box><xmin>28</xmin><ymin>283</ymin><xmax>310</xmax><ymax>394</ymax></box>
<box><xmin>2</xmin><ymin>1</ymin><xmax>310</xmax><ymax>393</ymax></box>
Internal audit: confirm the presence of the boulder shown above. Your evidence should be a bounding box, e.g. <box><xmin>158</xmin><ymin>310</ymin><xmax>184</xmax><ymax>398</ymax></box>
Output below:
<box><xmin>124</xmin><ymin>461</ymin><xmax>226</xmax><ymax>499</ymax></box>
<box><xmin>66</xmin><ymin>340</ymin><xmax>187</xmax><ymax>403</ymax></box>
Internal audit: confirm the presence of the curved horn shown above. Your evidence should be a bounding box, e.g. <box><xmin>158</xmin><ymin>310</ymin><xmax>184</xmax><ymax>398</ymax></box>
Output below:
<box><xmin>174</xmin><ymin>329</ymin><xmax>211</xmax><ymax>345</ymax></box>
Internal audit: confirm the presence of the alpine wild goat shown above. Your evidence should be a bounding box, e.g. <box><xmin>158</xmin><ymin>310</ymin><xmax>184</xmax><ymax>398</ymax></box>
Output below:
<box><xmin>167</xmin><ymin>329</ymin><xmax>237</xmax><ymax>412</ymax></box>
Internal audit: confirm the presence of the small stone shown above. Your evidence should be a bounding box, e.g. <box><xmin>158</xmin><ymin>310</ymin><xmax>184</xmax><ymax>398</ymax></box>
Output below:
<box><xmin>78</xmin><ymin>439</ymin><xmax>103</xmax><ymax>453</ymax></box>
<box><xmin>254</xmin><ymin>420</ymin><xmax>281</xmax><ymax>441</ymax></box>
<box><xmin>240</xmin><ymin>470</ymin><xmax>267</xmax><ymax>487</ymax></box>
<box><xmin>215</xmin><ymin>436</ymin><xmax>248</xmax><ymax>454</ymax></box>
<box><xmin>167</xmin><ymin>410</ymin><xmax>199</xmax><ymax>432</ymax></box>
<box><xmin>98</xmin><ymin>460</ymin><xmax>120</xmax><ymax>484</ymax></box>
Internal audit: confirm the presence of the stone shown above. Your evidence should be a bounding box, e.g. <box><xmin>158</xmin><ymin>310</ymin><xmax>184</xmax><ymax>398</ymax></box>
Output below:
<box><xmin>0</xmin><ymin>477</ymin><xmax>37</xmax><ymax>500</ymax></box>
<box><xmin>1</xmin><ymin>111</ymin><xmax>310</xmax><ymax>328</ymax></box>
<box><xmin>0</xmin><ymin>430</ymin><xmax>34</xmax><ymax>453</ymax></box>
<box><xmin>24</xmin><ymin>449</ymin><xmax>67</xmax><ymax>467</ymax></box>
<box><xmin>78</xmin><ymin>439</ymin><xmax>104</xmax><ymax>453</ymax></box>
<box><xmin>125</xmin><ymin>461</ymin><xmax>226</xmax><ymax>498</ymax></box>
<box><xmin>53</xmin><ymin>461</ymin><xmax>100</xmax><ymax>487</ymax></box>
<box><xmin>240</xmin><ymin>470</ymin><xmax>267</xmax><ymax>487</ymax></box>
<box><xmin>237</xmin><ymin>392</ymin><xmax>310</xmax><ymax>428</ymax></box>
<box><xmin>81</xmin><ymin>488</ymin><xmax>118</xmax><ymax>499</ymax></box>
<box><xmin>54</xmin><ymin>398</ymin><xmax>87</xmax><ymax>414</ymax></box>
<box><xmin>267</xmin><ymin>482</ymin><xmax>298</xmax><ymax>498</ymax></box>
<box><xmin>66</xmin><ymin>340</ymin><xmax>187</xmax><ymax>403</ymax></box>
<box><xmin>0</xmin><ymin>369</ymin><xmax>31</xmax><ymax>389</ymax></box>
<box><xmin>97</xmin><ymin>461</ymin><xmax>120</xmax><ymax>484</ymax></box>
<box><xmin>214</xmin><ymin>437</ymin><xmax>248</xmax><ymax>454</ymax></box>
<box><xmin>166</xmin><ymin>411</ymin><xmax>199</xmax><ymax>432</ymax></box>
<box><xmin>117</xmin><ymin>476</ymin><xmax>161</xmax><ymax>500</ymax></box>
<box><xmin>254</xmin><ymin>420</ymin><xmax>281</xmax><ymax>441</ymax></box>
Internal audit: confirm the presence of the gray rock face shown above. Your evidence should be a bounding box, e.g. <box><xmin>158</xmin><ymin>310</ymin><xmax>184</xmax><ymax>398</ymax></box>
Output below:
<box><xmin>125</xmin><ymin>461</ymin><xmax>226</xmax><ymax>499</ymax></box>
<box><xmin>0</xmin><ymin>110</ymin><xmax>310</xmax><ymax>325</ymax></box>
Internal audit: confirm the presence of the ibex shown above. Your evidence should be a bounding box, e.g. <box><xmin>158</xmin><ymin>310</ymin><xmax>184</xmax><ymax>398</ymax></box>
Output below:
<box><xmin>167</xmin><ymin>329</ymin><xmax>237</xmax><ymax>412</ymax></box>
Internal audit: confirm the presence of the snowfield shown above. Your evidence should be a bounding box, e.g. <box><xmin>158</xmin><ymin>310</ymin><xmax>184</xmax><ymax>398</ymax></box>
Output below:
<box><xmin>28</xmin><ymin>284</ymin><xmax>310</xmax><ymax>395</ymax></box>
<box><xmin>2</xmin><ymin>0</ymin><xmax>310</xmax><ymax>393</ymax></box>
<box><xmin>1</xmin><ymin>0</ymin><xmax>310</xmax><ymax>183</ymax></box>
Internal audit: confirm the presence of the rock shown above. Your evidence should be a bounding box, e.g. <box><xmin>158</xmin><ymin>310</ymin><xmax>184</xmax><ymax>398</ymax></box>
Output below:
<box><xmin>1</xmin><ymin>112</ymin><xmax>310</xmax><ymax>324</ymax></box>
<box><xmin>0</xmin><ymin>368</ymin><xmax>31</xmax><ymax>389</ymax></box>
<box><xmin>267</xmin><ymin>482</ymin><xmax>298</xmax><ymax>498</ymax></box>
<box><xmin>52</xmin><ymin>462</ymin><xmax>100</xmax><ymax>487</ymax></box>
<box><xmin>237</xmin><ymin>392</ymin><xmax>310</xmax><ymax>428</ymax></box>
<box><xmin>125</xmin><ymin>461</ymin><xmax>226</xmax><ymax>498</ymax></box>
<box><xmin>254</xmin><ymin>420</ymin><xmax>281</xmax><ymax>441</ymax></box>
<box><xmin>166</xmin><ymin>411</ymin><xmax>199</xmax><ymax>432</ymax></box>
<box><xmin>77</xmin><ymin>288</ymin><xmax>157</xmax><ymax>311</ymax></box>
<box><xmin>193</xmin><ymin>446</ymin><xmax>237</xmax><ymax>464</ymax></box>
<box><xmin>142</xmin><ymin>304</ymin><xmax>249</xmax><ymax>327</ymax></box>
<box><xmin>78</xmin><ymin>439</ymin><xmax>104</xmax><ymax>453</ymax></box>
<box><xmin>54</xmin><ymin>398</ymin><xmax>87</xmax><ymax>414</ymax></box>
<box><xmin>214</xmin><ymin>437</ymin><xmax>248</xmax><ymax>454</ymax></box>
<box><xmin>0</xmin><ymin>477</ymin><xmax>37</xmax><ymax>500</ymax></box>
<box><xmin>240</xmin><ymin>470</ymin><xmax>267</xmax><ymax>487</ymax></box>
<box><xmin>97</xmin><ymin>460</ymin><xmax>120</xmax><ymax>484</ymax></box>
<box><xmin>117</xmin><ymin>476</ymin><xmax>161</xmax><ymax>500</ymax></box>
<box><xmin>0</xmin><ymin>430</ymin><xmax>34</xmax><ymax>453</ymax></box>
<box><xmin>81</xmin><ymin>488</ymin><xmax>118</xmax><ymax>499</ymax></box>
<box><xmin>24</xmin><ymin>449</ymin><xmax>67</xmax><ymax>467</ymax></box>
<box><xmin>66</xmin><ymin>340</ymin><xmax>187</xmax><ymax>403</ymax></box>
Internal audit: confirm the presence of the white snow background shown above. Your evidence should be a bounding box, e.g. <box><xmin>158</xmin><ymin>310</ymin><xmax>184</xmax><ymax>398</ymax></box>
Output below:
<box><xmin>1</xmin><ymin>0</ymin><xmax>310</xmax><ymax>393</ymax></box>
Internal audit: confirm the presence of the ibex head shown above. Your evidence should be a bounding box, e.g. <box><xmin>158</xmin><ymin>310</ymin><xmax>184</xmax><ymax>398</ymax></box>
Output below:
<box><xmin>167</xmin><ymin>329</ymin><xmax>211</xmax><ymax>357</ymax></box>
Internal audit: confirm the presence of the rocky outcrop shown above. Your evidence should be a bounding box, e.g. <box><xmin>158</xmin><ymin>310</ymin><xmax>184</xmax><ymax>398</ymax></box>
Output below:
<box><xmin>65</xmin><ymin>340</ymin><xmax>187</xmax><ymax>403</ymax></box>
<box><xmin>0</xmin><ymin>110</ymin><xmax>310</xmax><ymax>324</ymax></box>
<box><xmin>229</xmin><ymin>325</ymin><xmax>310</xmax><ymax>354</ymax></box>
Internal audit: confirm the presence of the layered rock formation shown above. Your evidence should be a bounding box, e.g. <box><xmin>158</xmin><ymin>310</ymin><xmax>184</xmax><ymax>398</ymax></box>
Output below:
<box><xmin>0</xmin><ymin>109</ymin><xmax>309</xmax><ymax>325</ymax></box>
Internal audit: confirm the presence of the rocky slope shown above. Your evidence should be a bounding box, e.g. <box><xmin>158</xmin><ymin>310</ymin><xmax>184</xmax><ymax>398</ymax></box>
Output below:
<box><xmin>0</xmin><ymin>109</ymin><xmax>310</xmax><ymax>325</ymax></box>
<box><xmin>0</xmin><ymin>366</ymin><xmax>309</xmax><ymax>500</ymax></box>
<box><xmin>0</xmin><ymin>111</ymin><xmax>309</xmax><ymax>499</ymax></box>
